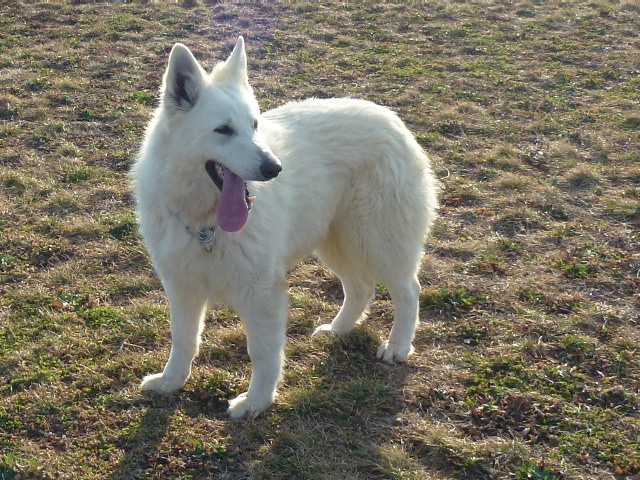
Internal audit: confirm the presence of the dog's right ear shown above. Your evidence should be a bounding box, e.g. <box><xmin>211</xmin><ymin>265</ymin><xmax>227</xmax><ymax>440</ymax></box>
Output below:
<box><xmin>161</xmin><ymin>43</ymin><xmax>205</xmax><ymax>111</ymax></box>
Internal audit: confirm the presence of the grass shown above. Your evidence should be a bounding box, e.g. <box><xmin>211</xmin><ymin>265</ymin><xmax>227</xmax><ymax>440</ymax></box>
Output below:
<box><xmin>1</xmin><ymin>1</ymin><xmax>639</xmax><ymax>479</ymax></box>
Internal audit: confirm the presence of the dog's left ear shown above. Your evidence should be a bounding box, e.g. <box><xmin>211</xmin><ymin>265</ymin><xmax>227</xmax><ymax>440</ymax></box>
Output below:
<box><xmin>223</xmin><ymin>36</ymin><xmax>248</xmax><ymax>86</ymax></box>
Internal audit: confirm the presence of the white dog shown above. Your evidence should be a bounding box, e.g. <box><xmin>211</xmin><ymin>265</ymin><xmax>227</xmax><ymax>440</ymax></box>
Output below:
<box><xmin>131</xmin><ymin>37</ymin><xmax>438</xmax><ymax>419</ymax></box>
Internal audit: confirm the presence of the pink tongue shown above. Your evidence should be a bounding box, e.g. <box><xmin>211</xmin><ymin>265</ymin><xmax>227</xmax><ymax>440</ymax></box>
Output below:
<box><xmin>216</xmin><ymin>167</ymin><xmax>249</xmax><ymax>232</ymax></box>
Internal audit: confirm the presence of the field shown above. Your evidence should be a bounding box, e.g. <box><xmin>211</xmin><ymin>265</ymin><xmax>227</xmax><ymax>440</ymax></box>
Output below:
<box><xmin>1</xmin><ymin>1</ymin><xmax>639</xmax><ymax>479</ymax></box>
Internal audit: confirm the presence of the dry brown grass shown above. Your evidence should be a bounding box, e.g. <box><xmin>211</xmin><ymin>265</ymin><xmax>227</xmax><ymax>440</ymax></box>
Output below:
<box><xmin>1</xmin><ymin>1</ymin><xmax>639</xmax><ymax>479</ymax></box>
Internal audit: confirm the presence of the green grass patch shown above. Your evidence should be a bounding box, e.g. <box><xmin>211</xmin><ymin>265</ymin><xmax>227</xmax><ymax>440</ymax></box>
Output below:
<box><xmin>1</xmin><ymin>175</ymin><xmax>26</xmax><ymax>195</ymax></box>
<box><xmin>108</xmin><ymin>12</ymin><xmax>146</xmax><ymax>32</ymax></box>
<box><xmin>108</xmin><ymin>215</ymin><xmax>138</xmax><ymax>241</ymax></box>
<box><xmin>79</xmin><ymin>306</ymin><xmax>124</xmax><ymax>328</ymax></box>
<box><xmin>556</xmin><ymin>259</ymin><xmax>596</xmax><ymax>279</ymax></box>
<box><xmin>5</xmin><ymin>292</ymin><xmax>53</xmax><ymax>320</ymax></box>
<box><xmin>421</xmin><ymin>287</ymin><xmax>481</xmax><ymax>316</ymax></box>
<box><xmin>130</xmin><ymin>91</ymin><xmax>155</xmax><ymax>106</ymax></box>
<box><xmin>80</xmin><ymin>109</ymin><xmax>97</xmax><ymax>121</ymax></box>
<box><xmin>0</xmin><ymin>98</ymin><xmax>18</xmax><ymax>120</ymax></box>
<box><xmin>621</xmin><ymin>115</ymin><xmax>640</xmax><ymax>130</ymax></box>
<box><xmin>0</xmin><ymin>254</ymin><xmax>18</xmax><ymax>271</ymax></box>
<box><xmin>106</xmin><ymin>275</ymin><xmax>156</xmax><ymax>299</ymax></box>
<box><xmin>287</xmin><ymin>377</ymin><xmax>392</xmax><ymax>421</ymax></box>
<box><xmin>517</xmin><ymin>463</ymin><xmax>561</xmax><ymax>480</ymax></box>
<box><xmin>62</xmin><ymin>164</ymin><xmax>93</xmax><ymax>184</ymax></box>
<box><xmin>604</xmin><ymin>198</ymin><xmax>640</xmax><ymax>221</ymax></box>
<box><xmin>25</xmin><ymin>77</ymin><xmax>48</xmax><ymax>92</ymax></box>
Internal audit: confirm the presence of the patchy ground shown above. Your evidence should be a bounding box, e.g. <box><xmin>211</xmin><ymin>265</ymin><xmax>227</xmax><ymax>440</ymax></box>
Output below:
<box><xmin>1</xmin><ymin>1</ymin><xmax>639</xmax><ymax>479</ymax></box>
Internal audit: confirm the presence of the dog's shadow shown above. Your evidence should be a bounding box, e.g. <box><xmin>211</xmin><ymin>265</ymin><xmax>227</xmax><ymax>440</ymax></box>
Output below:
<box><xmin>221</xmin><ymin>328</ymin><xmax>417</xmax><ymax>477</ymax></box>
<box><xmin>109</xmin><ymin>397</ymin><xmax>178</xmax><ymax>480</ymax></box>
<box><xmin>110</xmin><ymin>328</ymin><xmax>415</xmax><ymax>478</ymax></box>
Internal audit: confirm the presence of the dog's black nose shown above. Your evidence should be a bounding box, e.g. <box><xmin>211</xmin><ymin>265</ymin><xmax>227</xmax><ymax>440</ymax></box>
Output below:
<box><xmin>260</xmin><ymin>161</ymin><xmax>282</xmax><ymax>180</ymax></box>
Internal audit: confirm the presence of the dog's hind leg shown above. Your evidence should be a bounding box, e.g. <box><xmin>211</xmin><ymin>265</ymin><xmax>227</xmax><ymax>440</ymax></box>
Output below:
<box><xmin>312</xmin><ymin>275</ymin><xmax>373</xmax><ymax>336</ymax></box>
<box><xmin>140</xmin><ymin>279</ymin><xmax>207</xmax><ymax>394</ymax></box>
<box><xmin>227</xmin><ymin>282</ymin><xmax>287</xmax><ymax>419</ymax></box>
<box><xmin>313</xmin><ymin>237</ymin><xmax>374</xmax><ymax>337</ymax></box>
<box><xmin>376</xmin><ymin>274</ymin><xmax>421</xmax><ymax>363</ymax></box>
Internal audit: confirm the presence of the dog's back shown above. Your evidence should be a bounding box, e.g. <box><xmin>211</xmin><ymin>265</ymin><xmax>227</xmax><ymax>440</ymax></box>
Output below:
<box><xmin>259</xmin><ymin>97</ymin><xmax>438</xmax><ymax>272</ymax></box>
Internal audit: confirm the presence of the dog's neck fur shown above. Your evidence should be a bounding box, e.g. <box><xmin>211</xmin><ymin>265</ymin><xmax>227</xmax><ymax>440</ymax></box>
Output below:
<box><xmin>164</xmin><ymin>171</ymin><xmax>219</xmax><ymax>228</ymax></box>
<box><xmin>141</xmin><ymin>116</ymin><xmax>221</xmax><ymax>227</ymax></box>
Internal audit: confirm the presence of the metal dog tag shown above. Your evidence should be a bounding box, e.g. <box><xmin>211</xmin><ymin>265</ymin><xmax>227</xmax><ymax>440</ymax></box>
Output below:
<box><xmin>198</xmin><ymin>226</ymin><xmax>216</xmax><ymax>252</ymax></box>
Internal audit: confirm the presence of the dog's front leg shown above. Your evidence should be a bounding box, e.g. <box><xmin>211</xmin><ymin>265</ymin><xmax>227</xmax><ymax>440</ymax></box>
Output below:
<box><xmin>140</xmin><ymin>280</ymin><xmax>207</xmax><ymax>394</ymax></box>
<box><xmin>228</xmin><ymin>284</ymin><xmax>287</xmax><ymax>419</ymax></box>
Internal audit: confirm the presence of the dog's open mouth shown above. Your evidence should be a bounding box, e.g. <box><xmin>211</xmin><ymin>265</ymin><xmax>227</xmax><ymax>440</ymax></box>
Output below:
<box><xmin>205</xmin><ymin>160</ymin><xmax>254</xmax><ymax>233</ymax></box>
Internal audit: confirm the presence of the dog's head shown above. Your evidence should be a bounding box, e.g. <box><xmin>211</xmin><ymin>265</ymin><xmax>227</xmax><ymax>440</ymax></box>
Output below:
<box><xmin>159</xmin><ymin>37</ymin><xmax>281</xmax><ymax>232</ymax></box>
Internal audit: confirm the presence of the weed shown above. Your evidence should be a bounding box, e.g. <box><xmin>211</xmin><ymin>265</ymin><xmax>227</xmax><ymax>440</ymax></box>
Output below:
<box><xmin>130</xmin><ymin>91</ymin><xmax>154</xmax><ymax>106</ymax></box>
<box><xmin>1</xmin><ymin>176</ymin><xmax>26</xmax><ymax>195</ymax></box>
<box><xmin>421</xmin><ymin>288</ymin><xmax>480</xmax><ymax>316</ymax></box>
<box><xmin>108</xmin><ymin>216</ymin><xmax>138</xmax><ymax>241</ymax></box>
<box><xmin>517</xmin><ymin>463</ymin><xmax>561</xmax><ymax>480</ymax></box>
<box><xmin>557</xmin><ymin>259</ymin><xmax>595</xmax><ymax>279</ymax></box>
<box><xmin>80</xmin><ymin>110</ymin><xmax>96</xmax><ymax>121</ymax></box>
<box><xmin>621</xmin><ymin>115</ymin><xmax>640</xmax><ymax>130</ymax></box>
<box><xmin>25</xmin><ymin>77</ymin><xmax>47</xmax><ymax>92</ymax></box>
<box><xmin>79</xmin><ymin>306</ymin><xmax>124</xmax><ymax>328</ymax></box>
<box><xmin>63</xmin><ymin>164</ymin><xmax>93</xmax><ymax>184</ymax></box>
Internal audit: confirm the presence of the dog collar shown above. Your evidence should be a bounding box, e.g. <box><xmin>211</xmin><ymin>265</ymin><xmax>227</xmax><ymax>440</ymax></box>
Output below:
<box><xmin>197</xmin><ymin>226</ymin><xmax>216</xmax><ymax>252</ymax></box>
<box><xmin>167</xmin><ymin>208</ymin><xmax>217</xmax><ymax>253</ymax></box>
<box><xmin>165</xmin><ymin>184</ymin><xmax>252</xmax><ymax>253</ymax></box>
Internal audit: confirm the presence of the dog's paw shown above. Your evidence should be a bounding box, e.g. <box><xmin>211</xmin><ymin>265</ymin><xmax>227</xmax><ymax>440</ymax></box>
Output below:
<box><xmin>312</xmin><ymin>323</ymin><xmax>352</xmax><ymax>337</ymax></box>
<box><xmin>312</xmin><ymin>323</ymin><xmax>338</xmax><ymax>337</ymax></box>
<box><xmin>139</xmin><ymin>373</ymin><xmax>184</xmax><ymax>394</ymax></box>
<box><xmin>227</xmin><ymin>392</ymin><xmax>272</xmax><ymax>420</ymax></box>
<box><xmin>376</xmin><ymin>341</ymin><xmax>414</xmax><ymax>364</ymax></box>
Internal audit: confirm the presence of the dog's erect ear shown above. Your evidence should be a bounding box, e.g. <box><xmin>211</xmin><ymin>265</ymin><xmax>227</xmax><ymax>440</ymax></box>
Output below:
<box><xmin>223</xmin><ymin>36</ymin><xmax>248</xmax><ymax>85</ymax></box>
<box><xmin>162</xmin><ymin>43</ymin><xmax>205</xmax><ymax>111</ymax></box>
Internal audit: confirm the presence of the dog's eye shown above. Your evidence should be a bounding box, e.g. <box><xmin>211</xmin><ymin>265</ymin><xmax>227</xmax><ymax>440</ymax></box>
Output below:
<box><xmin>253</xmin><ymin>119</ymin><xmax>258</xmax><ymax>130</ymax></box>
<box><xmin>214</xmin><ymin>125</ymin><xmax>234</xmax><ymax>135</ymax></box>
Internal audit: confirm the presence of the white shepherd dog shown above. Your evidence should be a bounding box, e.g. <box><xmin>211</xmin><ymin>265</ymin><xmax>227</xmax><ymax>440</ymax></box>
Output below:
<box><xmin>131</xmin><ymin>37</ymin><xmax>438</xmax><ymax>419</ymax></box>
